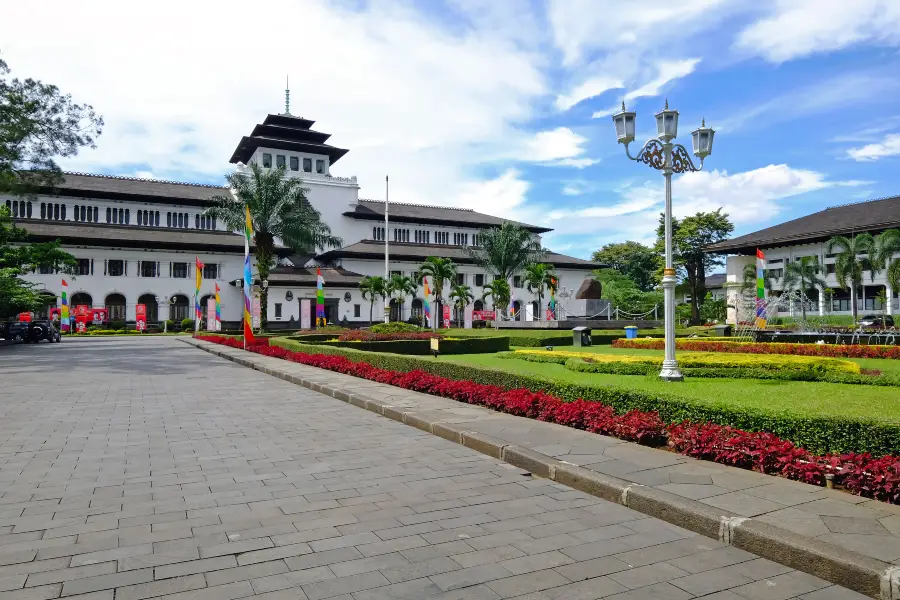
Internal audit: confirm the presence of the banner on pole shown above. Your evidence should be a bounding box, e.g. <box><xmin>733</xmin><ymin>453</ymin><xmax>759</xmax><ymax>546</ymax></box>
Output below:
<box><xmin>755</xmin><ymin>248</ymin><xmax>767</xmax><ymax>329</ymax></box>
<box><xmin>300</xmin><ymin>298</ymin><xmax>311</xmax><ymax>330</ymax></box>
<box><xmin>252</xmin><ymin>295</ymin><xmax>261</xmax><ymax>329</ymax></box>
<box><xmin>442</xmin><ymin>305</ymin><xmax>451</xmax><ymax>329</ymax></box>
<box><xmin>135</xmin><ymin>304</ymin><xmax>147</xmax><ymax>332</ymax></box>
<box><xmin>472</xmin><ymin>310</ymin><xmax>496</xmax><ymax>321</ymax></box>
<box><xmin>60</xmin><ymin>279</ymin><xmax>70</xmax><ymax>332</ymax></box>
<box><xmin>207</xmin><ymin>298</ymin><xmax>216</xmax><ymax>331</ymax></box>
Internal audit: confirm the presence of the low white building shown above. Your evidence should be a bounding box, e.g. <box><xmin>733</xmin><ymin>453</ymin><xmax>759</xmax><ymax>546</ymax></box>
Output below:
<box><xmin>706</xmin><ymin>196</ymin><xmax>900</xmax><ymax>324</ymax></box>
<box><xmin>6</xmin><ymin>110</ymin><xmax>600</xmax><ymax>328</ymax></box>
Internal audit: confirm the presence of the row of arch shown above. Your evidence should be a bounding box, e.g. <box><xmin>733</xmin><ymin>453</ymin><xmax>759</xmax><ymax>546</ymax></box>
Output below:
<box><xmin>66</xmin><ymin>292</ymin><xmax>206</xmax><ymax>322</ymax></box>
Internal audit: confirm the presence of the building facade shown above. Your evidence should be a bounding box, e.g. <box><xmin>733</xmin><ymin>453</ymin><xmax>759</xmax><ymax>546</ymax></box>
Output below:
<box><xmin>706</xmin><ymin>196</ymin><xmax>900</xmax><ymax>324</ymax></box>
<box><xmin>6</xmin><ymin>111</ymin><xmax>600</xmax><ymax>327</ymax></box>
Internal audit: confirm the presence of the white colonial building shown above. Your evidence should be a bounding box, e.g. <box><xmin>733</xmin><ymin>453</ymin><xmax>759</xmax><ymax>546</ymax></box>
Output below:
<box><xmin>6</xmin><ymin>111</ymin><xmax>600</xmax><ymax>328</ymax></box>
<box><xmin>706</xmin><ymin>196</ymin><xmax>900</xmax><ymax>324</ymax></box>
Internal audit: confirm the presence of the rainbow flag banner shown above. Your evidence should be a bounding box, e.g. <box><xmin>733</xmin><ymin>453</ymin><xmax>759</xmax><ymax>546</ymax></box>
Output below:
<box><xmin>243</xmin><ymin>205</ymin><xmax>255</xmax><ymax>346</ymax></box>
<box><xmin>422</xmin><ymin>276</ymin><xmax>432</xmax><ymax>328</ymax></box>
<box><xmin>316</xmin><ymin>268</ymin><xmax>326</xmax><ymax>327</ymax></box>
<box><xmin>60</xmin><ymin>279</ymin><xmax>70</xmax><ymax>332</ymax></box>
<box><xmin>548</xmin><ymin>277</ymin><xmax>558</xmax><ymax>320</ymax></box>
<box><xmin>214</xmin><ymin>282</ymin><xmax>222</xmax><ymax>332</ymax></box>
<box><xmin>194</xmin><ymin>256</ymin><xmax>204</xmax><ymax>333</ymax></box>
<box><xmin>755</xmin><ymin>248</ymin><xmax>767</xmax><ymax>330</ymax></box>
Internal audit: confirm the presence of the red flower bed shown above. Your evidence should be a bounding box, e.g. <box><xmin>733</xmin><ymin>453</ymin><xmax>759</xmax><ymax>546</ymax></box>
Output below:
<box><xmin>196</xmin><ymin>335</ymin><xmax>900</xmax><ymax>504</ymax></box>
<box><xmin>614</xmin><ymin>338</ymin><xmax>900</xmax><ymax>359</ymax></box>
<box><xmin>337</xmin><ymin>330</ymin><xmax>439</xmax><ymax>342</ymax></box>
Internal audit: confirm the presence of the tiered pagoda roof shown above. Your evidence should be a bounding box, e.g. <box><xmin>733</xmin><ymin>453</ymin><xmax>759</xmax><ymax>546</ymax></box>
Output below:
<box><xmin>229</xmin><ymin>114</ymin><xmax>349</xmax><ymax>165</ymax></box>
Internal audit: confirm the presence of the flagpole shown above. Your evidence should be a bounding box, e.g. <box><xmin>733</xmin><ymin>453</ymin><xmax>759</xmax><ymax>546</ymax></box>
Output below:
<box><xmin>384</xmin><ymin>175</ymin><xmax>390</xmax><ymax>323</ymax></box>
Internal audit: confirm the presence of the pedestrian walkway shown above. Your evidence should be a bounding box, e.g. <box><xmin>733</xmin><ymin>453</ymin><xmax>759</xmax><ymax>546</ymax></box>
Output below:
<box><xmin>0</xmin><ymin>337</ymin><xmax>872</xmax><ymax>599</ymax></box>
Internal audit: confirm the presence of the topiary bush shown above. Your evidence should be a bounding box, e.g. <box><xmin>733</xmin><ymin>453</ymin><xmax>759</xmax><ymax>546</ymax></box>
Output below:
<box><xmin>164</xmin><ymin>319</ymin><xmax>175</xmax><ymax>330</ymax></box>
<box><xmin>180</xmin><ymin>318</ymin><xmax>194</xmax><ymax>331</ymax></box>
<box><xmin>107</xmin><ymin>321</ymin><xmax>126</xmax><ymax>331</ymax></box>
<box><xmin>370</xmin><ymin>322</ymin><xmax>423</xmax><ymax>334</ymax></box>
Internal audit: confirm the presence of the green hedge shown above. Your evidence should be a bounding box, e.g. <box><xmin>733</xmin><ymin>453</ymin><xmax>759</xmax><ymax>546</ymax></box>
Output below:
<box><xmin>312</xmin><ymin>336</ymin><xmax>509</xmax><ymax>355</ymax></box>
<box><xmin>507</xmin><ymin>334</ymin><xmax>574</xmax><ymax>347</ymax></box>
<box><xmin>270</xmin><ymin>337</ymin><xmax>900</xmax><ymax>455</ymax></box>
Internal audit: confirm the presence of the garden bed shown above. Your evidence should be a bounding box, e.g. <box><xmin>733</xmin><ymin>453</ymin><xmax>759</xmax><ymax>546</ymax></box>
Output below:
<box><xmin>197</xmin><ymin>335</ymin><xmax>900</xmax><ymax>505</ymax></box>
<box><xmin>614</xmin><ymin>338</ymin><xmax>900</xmax><ymax>359</ymax></box>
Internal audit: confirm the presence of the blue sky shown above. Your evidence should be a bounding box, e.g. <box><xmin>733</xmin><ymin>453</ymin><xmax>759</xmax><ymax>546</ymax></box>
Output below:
<box><xmin>2</xmin><ymin>0</ymin><xmax>899</xmax><ymax>258</ymax></box>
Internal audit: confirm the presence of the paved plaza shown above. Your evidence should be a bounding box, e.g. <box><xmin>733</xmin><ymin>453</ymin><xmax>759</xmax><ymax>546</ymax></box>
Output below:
<box><xmin>0</xmin><ymin>337</ymin><xmax>870</xmax><ymax>599</ymax></box>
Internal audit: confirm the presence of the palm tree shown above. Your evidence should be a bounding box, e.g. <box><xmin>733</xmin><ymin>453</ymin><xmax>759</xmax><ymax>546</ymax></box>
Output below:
<box><xmin>873</xmin><ymin>229</ymin><xmax>900</xmax><ymax>308</ymax></box>
<box><xmin>523</xmin><ymin>263</ymin><xmax>557</xmax><ymax>320</ymax></box>
<box><xmin>449</xmin><ymin>284</ymin><xmax>474</xmax><ymax>326</ymax></box>
<box><xmin>741</xmin><ymin>263</ymin><xmax>778</xmax><ymax>295</ymax></box>
<box><xmin>466</xmin><ymin>222</ymin><xmax>544</xmax><ymax>283</ymax></box>
<box><xmin>826</xmin><ymin>233</ymin><xmax>876</xmax><ymax>323</ymax></box>
<box><xmin>387</xmin><ymin>274</ymin><xmax>416</xmax><ymax>322</ymax></box>
<box><xmin>204</xmin><ymin>163</ymin><xmax>341</xmax><ymax>329</ymax></box>
<box><xmin>781</xmin><ymin>256</ymin><xmax>826</xmax><ymax>321</ymax></box>
<box><xmin>359</xmin><ymin>275</ymin><xmax>388</xmax><ymax>325</ymax></box>
<box><xmin>482</xmin><ymin>279</ymin><xmax>511</xmax><ymax>318</ymax></box>
<box><xmin>416</xmin><ymin>257</ymin><xmax>457</xmax><ymax>331</ymax></box>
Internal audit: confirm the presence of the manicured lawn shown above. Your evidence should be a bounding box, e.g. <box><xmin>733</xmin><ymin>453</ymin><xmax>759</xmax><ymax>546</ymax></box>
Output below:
<box><xmin>444</xmin><ymin>348</ymin><xmax>900</xmax><ymax>424</ymax></box>
<box><xmin>444</xmin><ymin>326</ymin><xmax>712</xmax><ymax>338</ymax></box>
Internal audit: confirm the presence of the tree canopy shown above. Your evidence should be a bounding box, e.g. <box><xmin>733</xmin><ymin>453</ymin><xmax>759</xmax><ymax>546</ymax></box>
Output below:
<box><xmin>656</xmin><ymin>209</ymin><xmax>733</xmax><ymax>324</ymax></box>
<box><xmin>591</xmin><ymin>241</ymin><xmax>660</xmax><ymax>292</ymax></box>
<box><xmin>466</xmin><ymin>222</ymin><xmax>543</xmax><ymax>282</ymax></box>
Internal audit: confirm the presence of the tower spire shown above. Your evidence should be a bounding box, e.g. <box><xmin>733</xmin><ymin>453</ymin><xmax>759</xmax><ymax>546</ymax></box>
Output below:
<box><xmin>284</xmin><ymin>76</ymin><xmax>291</xmax><ymax>115</ymax></box>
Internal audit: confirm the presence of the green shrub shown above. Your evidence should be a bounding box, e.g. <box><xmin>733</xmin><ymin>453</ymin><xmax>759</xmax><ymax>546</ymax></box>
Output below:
<box><xmin>108</xmin><ymin>321</ymin><xmax>126</xmax><ymax>331</ymax></box>
<box><xmin>507</xmin><ymin>334</ymin><xmax>573</xmax><ymax>347</ymax></box>
<box><xmin>180</xmin><ymin>318</ymin><xmax>194</xmax><ymax>331</ymax></box>
<box><xmin>370</xmin><ymin>322</ymin><xmax>423</xmax><ymax>334</ymax></box>
<box><xmin>314</xmin><ymin>336</ymin><xmax>509</xmax><ymax>355</ymax></box>
<box><xmin>269</xmin><ymin>337</ymin><xmax>900</xmax><ymax>455</ymax></box>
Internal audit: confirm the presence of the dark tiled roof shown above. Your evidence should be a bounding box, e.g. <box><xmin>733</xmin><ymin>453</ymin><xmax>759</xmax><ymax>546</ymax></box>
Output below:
<box><xmin>267</xmin><ymin>266</ymin><xmax>364</xmax><ymax>287</ymax></box>
<box><xmin>317</xmin><ymin>240</ymin><xmax>601</xmax><ymax>269</ymax></box>
<box><xmin>707</xmin><ymin>195</ymin><xmax>900</xmax><ymax>254</ymax></box>
<box><xmin>229</xmin><ymin>113</ymin><xmax>348</xmax><ymax>165</ymax></box>
<box><xmin>33</xmin><ymin>172</ymin><xmax>228</xmax><ymax>207</ymax></box>
<box><xmin>13</xmin><ymin>219</ymin><xmax>248</xmax><ymax>252</ymax></box>
<box><xmin>344</xmin><ymin>200</ymin><xmax>552</xmax><ymax>233</ymax></box>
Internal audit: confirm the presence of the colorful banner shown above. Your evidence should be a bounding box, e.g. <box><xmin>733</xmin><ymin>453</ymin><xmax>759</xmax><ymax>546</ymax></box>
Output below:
<box><xmin>252</xmin><ymin>295</ymin><xmax>261</xmax><ymax>329</ymax></box>
<box><xmin>207</xmin><ymin>298</ymin><xmax>216</xmax><ymax>331</ymax></box>
<box><xmin>135</xmin><ymin>304</ymin><xmax>147</xmax><ymax>332</ymax></box>
<box><xmin>60</xmin><ymin>279</ymin><xmax>70</xmax><ymax>332</ymax></box>
<box><xmin>472</xmin><ymin>310</ymin><xmax>496</xmax><ymax>321</ymax></box>
<box><xmin>194</xmin><ymin>257</ymin><xmax>204</xmax><ymax>333</ymax></box>
<box><xmin>755</xmin><ymin>248</ymin><xmax>767</xmax><ymax>329</ymax></box>
<box><xmin>442</xmin><ymin>305</ymin><xmax>451</xmax><ymax>329</ymax></box>
<box><xmin>423</xmin><ymin>277</ymin><xmax>432</xmax><ymax>327</ymax></box>
<box><xmin>243</xmin><ymin>205</ymin><xmax>255</xmax><ymax>345</ymax></box>
<box><xmin>316</xmin><ymin>268</ymin><xmax>326</xmax><ymax>327</ymax></box>
<box><xmin>300</xmin><ymin>298</ymin><xmax>311</xmax><ymax>330</ymax></box>
<box><xmin>214</xmin><ymin>283</ymin><xmax>222</xmax><ymax>332</ymax></box>
<box><xmin>75</xmin><ymin>304</ymin><xmax>88</xmax><ymax>333</ymax></box>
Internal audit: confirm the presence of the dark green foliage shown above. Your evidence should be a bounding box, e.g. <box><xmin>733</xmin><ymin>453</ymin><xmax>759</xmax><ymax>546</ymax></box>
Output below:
<box><xmin>271</xmin><ymin>337</ymin><xmax>900</xmax><ymax>455</ymax></box>
<box><xmin>370</xmin><ymin>322</ymin><xmax>422</xmax><ymax>334</ymax></box>
<box><xmin>506</xmin><ymin>334</ymin><xmax>574</xmax><ymax>347</ymax></box>
<box><xmin>591</xmin><ymin>241</ymin><xmax>660</xmax><ymax>291</ymax></box>
<box><xmin>180</xmin><ymin>318</ymin><xmax>194</xmax><ymax>331</ymax></box>
<box><xmin>314</xmin><ymin>336</ymin><xmax>509</xmax><ymax>355</ymax></box>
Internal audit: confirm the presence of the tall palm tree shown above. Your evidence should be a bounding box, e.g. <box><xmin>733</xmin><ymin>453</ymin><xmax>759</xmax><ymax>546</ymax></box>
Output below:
<box><xmin>416</xmin><ymin>257</ymin><xmax>457</xmax><ymax>331</ymax></box>
<box><xmin>359</xmin><ymin>275</ymin><xmax>387</xmax><ymax>325</ymax></box>
<box><xmin>449</xmin><ymin>284</ymin><xmax>474</xmax><ymax>326</ymax></box>
<box><xmin>873</xmin><ymin>229</ymin><xmax>900</xmax><ymax>307</ymax></box>
<box><xmin>523</xmin><ymin>263</ymin><xmax>557</xmax><ymax>320</ymax></box>
<box><xmin>204</xmin><ymin>163</ymin><xmax>341</xmax><ymax>329</ymax></box>
<box><xmin>387</xmin><ymin>274</ymin><xmax>415</xmax><ymax>322</ymax></box>
<box><xmin>466</xmin><ymin>223</ymin><xmax>544</xmax><ymax>283</ymax></box>
<box><xmin>826</xmin><ymin>233</ymin><xmax>876</xmax><ymax>323</ymax></box>
<box><xmin>781</xmin><ymin>256</ymin><xmax>826</xmax><ymax>321</ymax></box>
<box><xmin>482</xmin><ymin>279</ymin><xmax>511</xmax><ymax>318</ymax></box>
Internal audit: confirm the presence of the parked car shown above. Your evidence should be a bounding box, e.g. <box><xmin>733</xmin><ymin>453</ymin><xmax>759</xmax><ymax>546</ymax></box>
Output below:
<box><xmin>858</xmin><ymin>314</ymin><xmax>894</xmax><ymax>328</ymax></box>
<box><xmin>0</xmin><ymin>320</ymin><xmax>30</xmax><ymax>341</ymax></box>
<box><xmin>26</xmin><ymin>320</ymin><xmax>61</xmax><ymax>343</ymax></box>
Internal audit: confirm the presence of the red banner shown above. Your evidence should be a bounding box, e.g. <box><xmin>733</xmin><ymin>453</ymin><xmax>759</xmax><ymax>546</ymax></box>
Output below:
<box><xmin>443</xmin><ymin>305</ymin><xmax>451</xmax><ymax>328</ymax></box>
<box><xmin>472</xmin><ymin>310</ymin><xmax>496</xmax><ymax>321</ymax></box>
<box><xmin>135</xmin><ymin>304</ymin><xmax>147</xmax><ymax>332</ymax></box>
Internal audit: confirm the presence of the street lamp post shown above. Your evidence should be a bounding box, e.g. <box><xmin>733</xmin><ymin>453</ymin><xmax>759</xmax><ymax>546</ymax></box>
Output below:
<box><xmin>611</xmin><ymin>100</ymin><xmax>715</xmax><ymax>382</ymax></box>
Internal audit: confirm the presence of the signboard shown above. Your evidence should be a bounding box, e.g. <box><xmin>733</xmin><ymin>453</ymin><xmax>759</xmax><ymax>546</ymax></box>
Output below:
<box><xmin>76</xmin><ymin>320</ymin><xmax>87</xmax><ymax>333</ymax></box>
<box><xmin>135</xmin><ymin>304</ymin><xmax>147</xmax><ymax>332</ymax></box>
<box><xmin>300</xmin><ymin>298</ymin><xmax>311</xmax><ymax>330</ymax></box>
<box><xmin>207</xmin><ymin>298</ymin><xmax>216</xmax><ymax>331</ymax></box>
<box><xmin>90</xmin><ymin>309</ymin><xmax>106</xmax><ymax>325</ymax></box>
<box><xmin>525</xmin><ymin>303</ymin><xmax>534</xmax><ymax>322</ymax></box>
<box><xmin>442</xmin><ymin>305</ymin><xmax>451</xmax><ymax>329</ymax></box>
<box><xmin>74</xmin><ymin>305</ymin><xmax>89</xmax><ymax>318</ymax></box>
<box><xmin>430</xmin><ymin>337</ymin><xmax>440</xmax><ymax>353</ymax></box>
<box><xmin>252</xmin><ymin>295</ymin><xmax>261</xmax><ymax>329</ymax></box>
<box><xmin>464</xmin><ymin>307</ymin><xmax>473</xmax><ymax>329</ymax></box>
<box><xmin>472</xmin><ymin>310</ymin><xmax>496</xmax><ymax>321</ymax></box>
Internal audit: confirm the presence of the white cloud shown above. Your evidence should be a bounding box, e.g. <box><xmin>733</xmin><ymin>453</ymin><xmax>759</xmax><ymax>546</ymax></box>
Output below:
<box><xmin>847</xmin><ymin>133</ymin><xmax>900</xmax><ymax>161</ymax></box>
<box><xmin>590</xmin><ymin>59</ymin><xmax>700</xmax><ymax>119</ymax></box>
<box><xmin>736</xmin><ymin>0</ymin><xmax>900</xmax><ymax>63</ymax></box>
<box><xmin>452</xmin><ymin>169</ymin><xmax>530</xmax><ymax>216</ymax></box>
<box><xmin>555</xmin><ymin>77</ymin><xmax>623</xmax><ymax>111</ymax></box>
<box><xmin>0</xmin><ymin>0</ymin><xmax>547</xmax><ymax>219</ymax></box>
<box><xmin>552</xmin><ymin>158</ymin><xmax>600</xmax><ymax>169</ymax></box>
<box><xmin>521</xmin><ymin>128</ymin><xmax>588</xmax><ymax>162</ymax></box>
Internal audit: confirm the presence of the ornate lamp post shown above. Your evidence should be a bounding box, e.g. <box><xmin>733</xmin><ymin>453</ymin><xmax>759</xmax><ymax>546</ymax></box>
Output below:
<box><xmin>611</xmin><ymin>100</ymin><xmax>715</xmax><ymax>381</ymax></box>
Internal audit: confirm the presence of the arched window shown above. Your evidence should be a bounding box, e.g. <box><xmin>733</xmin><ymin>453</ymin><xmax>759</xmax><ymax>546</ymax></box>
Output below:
<box><xmin>26</xmin><ymin>202</ymin><xmax>32</xmax><ymax>218</ymax></box>
<box><xmin>106</xmin><ymin>207</ymin><xmax>112</xmax><ymax>223</ymax></box>
<box><xmin>125</xmin><ymin>209</ymin><xmax>130</xmax><ymax>224</ymax></box>
<box><xmin>54</xmin><ymin>204</ymin><xmax>60</xmax><ymax>220</ymax></box>
<box><xmin>167</xmin><ymin>212</ymin><xmax>172</xmax><ymax>227</ymax></box>
<box><xmin>81</xmin><ymin>206</ymin><xmax>87</xmax><ymax>222</ymax></box>
<box><xmin>71</xmin><ymin>293</ymin><xmax>93</xmax><ymax>309</ymax></box>
<box><xmin>138</xmin><ymin>294</ymin><xmax>158</xmax><ymax>322</ymax></box>
<box><xmin>411</xmin><ymin>299</ymin><xmax>424</xmax><ymax>324</ymax></box>
<box><xmin>61</xmin><ymin>204</ymin><xmax>66</xmax><ymax>220</ymax></box>
<box><xmin>155</xmin><ymin>211</ymin><xmax>160</xmax><ymax>226</ymax></box>
<box><xmin>105</xmin><ymin>293</ymin><xmax>127</xmax><ymax>322</ymax></box>
<box><xmin>473</xmin><ymin>299</ymin><xmax>484</xmax><ymax>312</ymax></box>
<box><xmin>74</xmin><ymin>204</ymin><xmax>79</xmax><ymax>220</ymax></box>
<box><xmin>183</xmin><ymin>213</ymin><xmax>188</xmax><ymax>228</ymax></box>
<box><xmin>177</xmin><ymin>213</ymin><xmax>183</xmax><ymax>228</ymax></box>
<box><xmin>12</xmin><ymin>201</ymin><xmax>18</xmax><ymax>218</ymax></box>
<box><xmin>211</xmin><ymin>217</ymin><xmax>216</xmax><ymax>229</ymax></box>
<box><xmin>93</xmin><ymin>206</ymin><xmax>99</xmax><ymax>222</ymax></box>
<box><xmin>195</xmin><ymin>214</ymin><xmax>200</xmax><ymax>229</ymax></box>
<box><xmin>41</xmin><ymin>203</ymin><xmax>46</xmax><ymax>219</ymax></box>
<box><xmin>169</xmin><ymin>294</ymin><xmax>190</xmax><ymax>322</ymax></box>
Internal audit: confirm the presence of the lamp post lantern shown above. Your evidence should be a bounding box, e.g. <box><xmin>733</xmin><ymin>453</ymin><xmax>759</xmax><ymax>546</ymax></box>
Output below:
<box><xmin>611</xmin><ymin>100</ymin><xmax>715</xmax><ymax>382</ymax></box>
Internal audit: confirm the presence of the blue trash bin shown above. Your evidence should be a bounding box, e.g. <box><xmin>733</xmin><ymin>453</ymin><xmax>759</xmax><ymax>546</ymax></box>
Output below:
<box><xmin>625</xmin><ymin>326</ymin><xmax>638</xmax><ymax>339</ymax></box>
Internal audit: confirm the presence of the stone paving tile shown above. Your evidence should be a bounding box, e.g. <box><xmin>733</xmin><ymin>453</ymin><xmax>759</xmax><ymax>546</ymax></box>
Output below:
<box><xmin>0</xmin><ymin>338</ymin><xmax>872</xmax><ymax>600</ymax></box>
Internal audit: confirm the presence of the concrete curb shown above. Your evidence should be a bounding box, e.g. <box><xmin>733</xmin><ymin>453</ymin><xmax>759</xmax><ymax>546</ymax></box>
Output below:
<box><xmin>182</xmin><ymin>338</ymin><xmax>894</xmax><ymax>599</ymax></box>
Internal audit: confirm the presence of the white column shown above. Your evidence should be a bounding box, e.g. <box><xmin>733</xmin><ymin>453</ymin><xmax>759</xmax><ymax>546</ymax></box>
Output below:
<box><xmin>818</xmin><ymin>286</ymin><xmax>825</xmax><ymax>316</ymax></box>
<box><xmin>887</xmin><ymin>283</ymin><xmax>893</xmax><ymax>316</ymax></box>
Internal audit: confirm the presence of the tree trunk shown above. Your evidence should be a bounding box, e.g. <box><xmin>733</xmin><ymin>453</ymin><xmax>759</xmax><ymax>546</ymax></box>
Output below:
<box><xmin>255</xmin><ymin>241</ymin><xmax>275</xmax><ymax>332</ymax></box>
<box><xmin>851</xmin><ymin>286</ymin><xmax>858</xmax><ymax>323</ymax></box>
<box><xmin>369</xmin><ymin>301</ymin><xmax>374</xmax><ymax>325</ymax></box>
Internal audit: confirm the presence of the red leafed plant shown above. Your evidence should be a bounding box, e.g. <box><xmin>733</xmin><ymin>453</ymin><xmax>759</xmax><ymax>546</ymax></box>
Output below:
<box><xmin>194</xmin><ymin>335</ymin><xmax>900</xmax><ymax>505</ymax></box>
<box><xmin>613</xmin><ymin>339</ymin><xmax>900</xmax><ymax>359</ymax></box>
